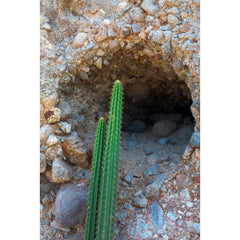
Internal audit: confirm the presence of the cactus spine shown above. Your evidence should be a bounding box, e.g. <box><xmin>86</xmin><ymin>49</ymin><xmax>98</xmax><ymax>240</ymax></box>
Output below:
<box><xmin>85</xmin><ymin>118</ymin><xmax>106</xmax><ymax>240</ymax></box>
<box><xmin>85</xmin><ymin>80</ymin><xmax>122</xmax><ymax>240</ymax></box>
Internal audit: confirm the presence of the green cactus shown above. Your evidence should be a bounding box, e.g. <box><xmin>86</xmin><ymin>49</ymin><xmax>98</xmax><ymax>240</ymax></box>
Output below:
<box><xmin>85</xmin><ymin>80</ymin><xmax>122</xmax><ymax>240</ymax></box>
<box><xmin>85</xmin><ymin>118</ymin><xmax>106</xmax><ymax>240</ymax></box>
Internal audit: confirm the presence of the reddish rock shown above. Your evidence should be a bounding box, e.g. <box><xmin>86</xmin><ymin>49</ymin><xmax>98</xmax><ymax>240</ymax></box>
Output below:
<box><xmin>62</xmin><ymin>133</ymin><xmax>89</xmax><ymax>168</ymax></box>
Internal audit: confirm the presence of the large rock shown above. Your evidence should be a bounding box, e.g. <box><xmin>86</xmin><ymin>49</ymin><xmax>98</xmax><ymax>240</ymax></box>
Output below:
<box><xmin>152</xmin><ymin>120</ymin><xmax>177</xmax><ymax>137</ymax></box>
<box><xmin>54</xmin><ymin>184</ymin><xmax>88</xmax><ymax>228</ymax></box>
<box><xmin>62</xmin><ymin>132</ymin><xmax>90</xmax><ymax>168</ymax></box>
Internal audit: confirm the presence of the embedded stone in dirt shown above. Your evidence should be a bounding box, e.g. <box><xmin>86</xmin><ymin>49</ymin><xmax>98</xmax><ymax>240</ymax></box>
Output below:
<box><xmin>152</xmin><ymin>120</ymin><xmax>177</xmax><ymax>137</ymax></box>
<box><xmin>133</xmin><ymin>196</ymin><xmax>148</xmax><ymax>208</ymax></box>
<box><xmin>54</xmin><ymin>184</ymin><xmax>88</xmax><ymax>228</ymax></box>
<box><xmin>62</xmin><ymin>132</ymin><xmax>89</xmax><ymax>168</ymax></box>
<box><xmin>149</xmin><ymin>202</ymin><xmax>164</xmax><ymax>229</ymax></box>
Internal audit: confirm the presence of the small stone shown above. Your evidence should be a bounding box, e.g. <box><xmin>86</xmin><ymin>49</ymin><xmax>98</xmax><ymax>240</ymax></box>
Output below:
<box><xmin>74</xmin><ymin>168</ymin><xmax>85</xmax><ymax>180</ymax></box>
<box><xmin>79</xmin><ymin>70</ymin><xmax>89</xmax><ymax>80</ymax></box>
<box><xmin>57</xmin><ymin>64</ymin><xmax>66</xmax><ymax>72</ymax></box>
<box><xmin>58</xmin><ymin>102</ymin><xmax>72</xmax><ymax>120</ymax></box>
<box><xmin>189</xmin><ymin>132</ymin><xmax>200</xmax><ymax>148</ymax></box>
<box><xmin>180</xmin><ymin>188</ymin><xmax>191</xmax><ymax>200</ymax></box>
<box><xmin>94</xmin><ymin>58</ymin><xmax>102</xmax><ymax>69</ymax></box>
<box><xmin>54</xmin><ymin>185</ymin><xmax>88</xmax><ymax>228</ymax></box>
<box><xmin>132</xmin><ymin>23</ymin><xmax>142</xmax><ymax>33</ymax></box>
<box><xmin>41</xmin><ymin>92</ymin><xmax>58</xmax><ymax>109</ymax></box>
<box><xmin>193</xmin><ymin>222</ymin><xmax>200</xmax><ymax>233</ymax></box>
<box><xmin>45</xmin><ymin>144</ymin><xmax>63</xmax><ymax>162</ymax></box>
<box><xmin>96</xmin><ymin>49</ymin><xmax>105</xmax><ymax>57</ymax></box>
<box><xmin>144</xmin><ymin>173</ymin><xmax>167</xmax><ymax>198</ymax></box>
<box><xmin>116</xmin><ymin>210</ymin><xmax>128</xmax><ymax>221</ymax></box>
<box><xmin>152</xmin><ymin>120</ymin><xmax>177</xmax><ymax>137</ymax></box>
<box><xmin>141</xmin><ymin>0</ymin><xmax>159</xmax><ymax>16</ymax></box>
<box><xmin>40</xmin><ymin>153</ymin><xmax>47</xmax><ymax>173</ymax></box>
<box><xmin>52</xmin><ymin>158</ymin><xmax>73</xmax><ymax>183</ymax></box>
<box><xmin>151</xmin><ymin>30</ymin><xmax>164</xmax><ymax>44</ymax></box>
<box><xmin>86</xmin><ymin>41</ymin><xmax>95</xmax><ymax>50</ymax></box>
<box><xmin>95</xmin><ymin>29</ymin><xmax>108</xmax><ymax>42</ymax></box>
<box><xmin>129</xmin><ymin>120</ymin><xmax>147</xmax><ymax>133</ymax></box>
<box><xmin>108</xmin><ymin>27</ymin><xmax>117</xmax><ymax>38</ymax></box>
<box><xmin>44</xmin><ymin>108</ymin><xmax>61</xmax><ymax>124</ymax></box>
<box><xmin>58</xmin><ymin>121</ymin><xmax>71</xmax><ymax>134</ymax></box>
<box><xmin>108</xmin><ymin>39</ymin><xmax>120</xmax><ymax>53</ymax></box>
<box><xmin>144</xmin><ymin>164</ymin><xmax>159</xmax><ymax>177</ymax></box>
<box><xmin>120</xmin><ymin>27</ymin><xmax>131</xmax><ymax>37</ymax></box>
<box><xmin>46</xmin><ymin>134</ymin><xmax>59</xmax><ymax>146</ymax></box>
<box><xmin>42</xmin><ymin>22</ymin><xmax>51</xmax><ymax>31</ymax></box>
<box><xmin>124</xmin><ymin>203</ymin><xmax>133</xmax><ymax>210</ymax></box>
<box><xmin>186</xmin><ymin>201</ymin><xmax>194</xmax><ymax>208</ymax></box>
<box><xmin>62</xmin><ymin>133</ymin><xmax>89</xmax><ymax>168</ymax></box>
<box><xmin>158</xmin><ymin>137</ymin><xmax>168</xmax><ymax>145</ymax></box>
<box><xmin>72</xmin><ymin>32</ymin><xmax>88</xmax><ymax>49</ymax></box>
<box><xmin>40</xmin><ymin>124</ymin><xmax>54</xmax><ymax>142</ymax></box>
<box><xmin>124</xmin><ymin>172</ymin><xmax>135</xmax><ymax>185</ymax></box>
<box><xmin>168</xmin><ymin>14</ymin><xmax>181</xmax><ymax>27</ymax></box>
<box><xmin>177</xmin><ymin>125</ymin><xmax>194</xmax><ymax>139</ymax></box>
<box><xmin>129</xmin><ymin>7</ymin><xmax>145</xmax><ymax>22</ymax></box>
<box><xmin>150</xmin><ymin>202</ymin><xmax>164</xmax><ymax>229</ymax></box>
<box><xmin>133</xmin><ymin>196</ymin><xmax>148</xmax><ymax>208</ymax></box>
<box><xmin>51</xmin><ymin>220</ymin><xmax>70</xmax><ymax>232</ymax></box>
<box><xmin>42</xmin><ymin>193</ymin><xmax>55</xmax><ymax>205</ymax></box>
<box><xmin>119</xmin><ymin>187</ymin><xmax>134</xmax><ymax>200</ymax></box>
<box><xmin>137</xmin><ymin>218</ymin><xmax>148</xmax><ymax>232</ymax></box>
<box><xmin>167</xmin><ymin>212</ymin><xmax>179</xmax><ymax>221</ymax></box>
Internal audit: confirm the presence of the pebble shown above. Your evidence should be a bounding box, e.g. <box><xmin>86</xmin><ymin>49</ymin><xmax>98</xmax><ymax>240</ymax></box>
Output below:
<box><xmin>40</xmin><ymin>153</ymin><xmax>47</xmax><ymax>173</ymax></box>
<box><xmin>58</xmin><ymin>102</ymin><xmax>72</xmax><ymax>120</ymax></box>
<box><xmin>141</xmin><ymin>0</ymin><xmax>159</xmax><ymax>16</ymax></box>
<box><xmin>116</xmin><ymin>210</ymin><xmax>129</xmax><ymax>221</ymax></box>
<box><xmin>132</xmin><ymin>23</ymin><xmax>142</xmax><ymax>33</ymax></box>
<box><xmin>150</xmin><ymin>202</ymin><xmax>164</xmax><ymax>229</ymax></box>
<box><xmin>54</xmin><ymin>184</ymin><xmax>88</xmax><ymax>228</ymax></box>
<box><xmin>124</xmin><ymin>172</ymin><xmax>135</xmax><ymax>185</ymax></box>
<box><xmin>129</xmin><ymin>7</ymin><xmax>145</xmax><ymax>22</ymax></box>
<box><xmin>186</xmin><ymin>201</ymin><xmax>194</xmax><ymax>208</ymax></box>
<box><xmin>158</xmin><ymin>137</ymin><xmax>169</xmax><ymax>145</ymax></box>
<box><xmin>151</xmin><ymin>30</ymin><xmax>164</xmax><ymax>44</ymax></box>
<box><xmin>119</xmin><ymin>187</ymin><xmax>134</xmax><ymax>200</ymax></box>
<box><xmin>144</xmin><ymin>173</ymin><xmax>167</xmax><ymax>198</ymax></box>
<box><xmin>58</xmin><ymin>122</ymin><xmax>71</xmax><ymax>134</ymax></box>
<box><xmin>94</xmin><ymin>58</ymin><xmax>102</xmax><ymax>69</ymax></box>
<box><xmin>168</xmin><ymin>14</ymin><xmax>181</xmax><ymax>27</ymax></box>
<box><xmin>144</xmin><ymin>164</ymin><xmax>160</xmax><ymax>177</ymax></box>
<box><xmin>86</xmin><ymin>41</ymin><xmax>95</xmax><ymax>50</ymax></box>
<box><xmin>42</xmin><ymin>22</ymin><xmax>51</xmax><ymax>31</ymax></box>
<box><xmin>52</xmin><ymin>158</ymin><xmax>73</xmax><ymax>183</ymax></box>
<box><xmin>46</xmin><ymin>134</ymin><xmax>59</xmax><ymax>146</ymax></box>
<box><xmin>40</xmin><ymin>124</ymin><xmax>54</xmax><ymax>142</ymax></box>
<box><xmin>96</xmin><ymin>49</ymin><xmax>105</xmax><ymax>57</ymax></box>
<box><xmin>57</xmin><ymin>64</ymin><xmax>66</xmax><ymax>72</ymax></box>
<box><xmin>44</xmin><ymin>108</ymin><xmax>61</xmax><ymax>124</ymax></box>
<box><xmin>62</xmin><ymin>133</ymin><xmax>89</xmax><ymax>168</ymax></box>
<box><xmin>95</xmin><ymin>29</ymin><xmax>108</xmax><ymax>42</ymax></box>
<box><xmin>72</xmin><ymin>32</ymin><xmax>88</xmax><ymax>49</ymax></box>
<box><xmin>152</xmin><ymin>120</ymin><xmax>177</xmax><ymax>137</ymax></box>
<box><xmin>167</xmin><ymin>212</ymin><xmax>179</xmax><ymax>221</ymax></box>
<box><xmin>74</xmin><ymin>168</ymin><xmax>85</xmax><ymax>180</ymax></box>
<box><xmin>124</xmin><ymin>203</ymin><xmax>133</xmax><ymax>210</ymax></box>
<box><xmin>133</xmin><ymin>196</ymin><xmax>148</xmax><ymax>208</ymax></box>
<box><xmin>193</xmin><ymin>222</ymin><xmax>200</xmax><ymax>233</ymax></box>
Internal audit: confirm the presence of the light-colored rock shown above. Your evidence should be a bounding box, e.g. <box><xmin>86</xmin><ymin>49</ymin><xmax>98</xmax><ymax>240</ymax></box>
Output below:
<box><xmin>46</xmin><ymin>134</ymin><xmax>59</xmax><ymax>146</ymax></box>
<box><xmin>133</xmin><ymin>196</ymin><xmax>148</xmax><ymax>208</ymax></box>
<box><xmin>95</xmin><ymin>29</ymin><xmax>108</xmax><ymax>42</ymax></box>
<box><xmin>44</xmin><ymin>108</ymin><xmax>61</xmax><ymax>124</ymax></box>
<box><xmin>41</xmin><ymin>92</ymin><xmax>58</xmax><ymax>109</ymax></box>
<box><xmin>52</xmin><ymin>158</ymin><xmax>73</xmax><ymax>183</ymax></box>
<box><xmin>45</xmin><ymin>144</ymin><xmax>63</xmax><ymax>162</ymax></box>
<box><xmin>141</xmin><ymin>0</ymin><xmax>159</xmax><ymax>16</ymax></box>
<box><xmin>42</xmin><ymin>22</ymin><xmax>51</xmax><ymax>31</ymax></box>
<box><xmin>40</xmin><ymin>153</ymin><xmax>47</xmax><ymax>173</ymax></box>
<box><xmin>151</xmin><ymin>30</ymin><xmax>164</xmax><ymax>44</ymax></box>
<box><xmin>72</xmin><ymin>32</ymin><xmax>88</xmax><ymax>49</ymax></box>
<box><xmin>129</xmin><ymin>7</ymin><xmax>145</xmax><ymax>22</ymax></box>
<box><xmin>40</xmin><ymin>124</ymin><xmax>54</xmax><ymax>142</ymax></box>
<box><xmin>168</xmin><ymin>14</ymin><xmax>181</xmax><ymax>27</ymax></box>
<box><xmin>144</xmin><ymin>173</ymin><xmax>167</xmax><ymax>198</ymax></box>
<box><xmin>94</xmin><ymin>58</ymin><xmax>102</xmax><ymax>69</ymax></box>
<box><xmin>150</xmin><ymin>202</ymin><xmax>164</xmax><ymax>229</ymax></box>
<box><xmin>58</xmin><ymin>121</ymin><xmax>71</xmax><ymax>134</ymax></box>
<box><xmin>152</xmin><ymin>120</ymin><xmax>177</xmax><ymax>137</ymax></box>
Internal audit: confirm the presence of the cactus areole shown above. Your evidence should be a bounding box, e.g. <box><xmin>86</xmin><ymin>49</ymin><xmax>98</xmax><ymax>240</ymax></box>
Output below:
<box><xmin>85</xmin><ymin>80</ymin><xmax>123</xmax><ymax>240</ymax></box>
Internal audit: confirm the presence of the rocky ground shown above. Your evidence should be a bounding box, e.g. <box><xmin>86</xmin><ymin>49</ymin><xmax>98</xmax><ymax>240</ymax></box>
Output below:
<box><xmin>40</xmin><ymin>0</ymin><xmax>200</xmax><ymax>239</ymax></box>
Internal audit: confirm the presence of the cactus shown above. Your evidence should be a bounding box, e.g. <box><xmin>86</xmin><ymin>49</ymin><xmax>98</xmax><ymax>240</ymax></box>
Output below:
<box><xmin>85</xmin><ymin>118</ymin><xmax>106</xmax><ymax>240</ymax></box>
<box><xmin>85</xmin><ymin>80</ymin><xmax>123</xmax><ymax>240</ymax></box>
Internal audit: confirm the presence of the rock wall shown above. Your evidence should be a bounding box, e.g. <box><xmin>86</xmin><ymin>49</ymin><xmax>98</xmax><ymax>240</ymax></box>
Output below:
<box><xmin>40</xmin><ymin>0</ymin><xmax>200</xmax><ymax>239</ymax></box>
